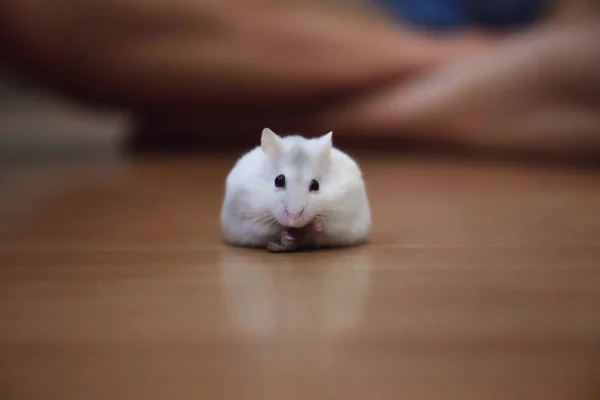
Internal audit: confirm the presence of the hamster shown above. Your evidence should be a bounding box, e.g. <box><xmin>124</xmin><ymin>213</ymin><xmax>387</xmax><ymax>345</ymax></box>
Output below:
<box><xmin>220</xmin><ymin>128</ymin><xmax>372</xmax><ymax>252</ymax></box>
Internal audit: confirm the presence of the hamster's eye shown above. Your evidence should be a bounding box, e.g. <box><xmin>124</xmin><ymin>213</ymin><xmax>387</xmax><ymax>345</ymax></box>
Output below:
<box><xmin>309</xmin><ymin>179</ymin><xmax>320</xmax><ymax>192</ymax></box>
<box><xmin>274</xmin><ymin>174</ymin><xmax>286</xmax><ymax>188</ymax></box>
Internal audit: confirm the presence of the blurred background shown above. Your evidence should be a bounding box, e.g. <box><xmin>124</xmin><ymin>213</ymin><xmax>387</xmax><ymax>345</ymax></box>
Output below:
<box><xmin>1</xmin><ymin>1</ymin><xmax>599</xmax><ymax>399</ymax></box>
<box><xmin>0</xmin><ymin>69</ymin><xmax>127</xmax><ymax>161</ymax></box>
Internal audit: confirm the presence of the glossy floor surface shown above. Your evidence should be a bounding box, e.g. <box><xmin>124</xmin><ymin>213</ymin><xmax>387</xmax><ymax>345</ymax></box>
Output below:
<box><xmin>1</xmin><ymin>109</ymin><xmax>600</xmax><ymax>399</ymax></box>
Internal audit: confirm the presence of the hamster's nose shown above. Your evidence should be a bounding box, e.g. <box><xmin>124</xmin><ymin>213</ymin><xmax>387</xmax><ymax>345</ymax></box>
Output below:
<box><xmin>283</xmin><ymin>207</ymin><xmax>307</xmax><ymax>227</ymax></box>
<box><xmin>284</xmin><ymin>206</ymin><xmax>305</xmax><ymax>218</ymax></box>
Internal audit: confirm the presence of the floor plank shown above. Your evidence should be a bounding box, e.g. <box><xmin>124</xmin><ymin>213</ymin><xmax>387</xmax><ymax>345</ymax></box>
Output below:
<box><xmin>1</xmin><ymin>146</ymin><xmax>600</xmax><ymax>400</ymax></box>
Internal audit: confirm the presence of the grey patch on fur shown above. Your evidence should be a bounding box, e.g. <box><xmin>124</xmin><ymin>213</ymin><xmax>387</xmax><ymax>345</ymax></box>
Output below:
<box><xmin>287</xmin><ymin>143</ymin><xmax>310</xmax><ymax>167</ymax></box>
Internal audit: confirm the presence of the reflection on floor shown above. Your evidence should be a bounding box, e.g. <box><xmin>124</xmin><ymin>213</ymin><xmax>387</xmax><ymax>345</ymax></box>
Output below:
<box><xmin>1</xmin><ymin>132</ymin><xmax>599</xmax><ymax>399</ymax></box>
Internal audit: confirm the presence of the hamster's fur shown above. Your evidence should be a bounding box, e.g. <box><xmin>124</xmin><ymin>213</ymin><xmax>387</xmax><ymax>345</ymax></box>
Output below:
<box><xmin>220</xmin><ymin>128</ymin><xmax>371</xmax><ymax>250</ymax></box>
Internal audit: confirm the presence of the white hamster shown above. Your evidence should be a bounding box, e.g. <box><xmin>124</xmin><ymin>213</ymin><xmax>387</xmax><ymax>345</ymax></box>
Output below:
<box><xmin>220</xmin><ymin>128</ymin><xmax>372</xmax><ymax>252</ymax></box>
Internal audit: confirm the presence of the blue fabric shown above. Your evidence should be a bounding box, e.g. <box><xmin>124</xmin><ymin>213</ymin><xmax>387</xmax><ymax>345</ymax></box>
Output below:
<box><xmin>376</xmin><ymin>0</ymin><xmax>467</xmax><ymax>29</ymax></box>
<box><xmin>375</xmin><ymin>0</ymin><xmax>551</xmax><ymax>30</ymax></box>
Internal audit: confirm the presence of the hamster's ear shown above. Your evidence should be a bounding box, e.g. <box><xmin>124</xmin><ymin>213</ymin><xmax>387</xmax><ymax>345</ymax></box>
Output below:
<box><xmin>315</xmin><ymin>131</ymin><xmax>333</xmax><ymax>160</ymax></box>
<box><xmin>261</xmin><ymin>128</ymin><xmax>285</xmax><ymax>157</ymax></box>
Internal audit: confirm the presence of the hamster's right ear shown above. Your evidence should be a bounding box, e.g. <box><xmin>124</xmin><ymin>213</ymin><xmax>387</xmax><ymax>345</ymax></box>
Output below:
<box><xmin>261</xmin><ymin>128</ymin><xmax>285</xmax><ymax>157</ymax></box>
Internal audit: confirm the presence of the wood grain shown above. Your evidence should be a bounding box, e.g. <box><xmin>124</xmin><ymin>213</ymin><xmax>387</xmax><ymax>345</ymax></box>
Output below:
<box><xmin>1</xmin><ymin>134</ymin><xmax>600</xmax><ymax>400</ymax></box>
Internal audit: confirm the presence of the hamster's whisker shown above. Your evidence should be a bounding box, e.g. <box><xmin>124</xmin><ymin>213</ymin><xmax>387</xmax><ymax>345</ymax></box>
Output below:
<box><xmin>252</xmin><ymin>213</ymin><xmax>279</xmax><ymax>228</ymax></box>
<box><xmin>260</xmin><ymin>217</ymin><xmax>276</xmax><ymax>226</ymax></box>
<box><xmin>265</xmin><ymin>219</ymin><xmax>279</xmax><ymax>229</ymax></box>
<box><xmin>253</xmin><ymin>214</ymin><xmax>273</xmax><ymax>224</ymax></box>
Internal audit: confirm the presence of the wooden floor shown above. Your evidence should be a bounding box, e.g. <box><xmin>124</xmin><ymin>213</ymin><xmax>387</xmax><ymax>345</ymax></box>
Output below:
<box><xmin>1</xmin><ymin>107</ymin><xmax>600</xmax><ymax>399</ymax></box>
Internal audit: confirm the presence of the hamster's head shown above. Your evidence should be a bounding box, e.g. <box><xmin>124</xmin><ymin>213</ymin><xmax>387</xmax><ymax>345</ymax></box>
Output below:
<box><xmin>260</xmin><ymin>128</ymin><xmax>333</xmax><ymax>229</ymax></box>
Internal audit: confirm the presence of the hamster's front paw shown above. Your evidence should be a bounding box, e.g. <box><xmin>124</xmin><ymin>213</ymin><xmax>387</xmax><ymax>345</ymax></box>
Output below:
<box><xmin>312</xmin><ymin>217</ymin><xmax>324</xmax><ymax>233</ymax></box>
<box><xmin>281</xmin><ymin>230</ymin><xmax>296</xmax><ymax>247</ymax></box>
<box><xmin>267</xmin><ymin>229</ymin><xmax>298</xmax><ymax>253</ymax></box>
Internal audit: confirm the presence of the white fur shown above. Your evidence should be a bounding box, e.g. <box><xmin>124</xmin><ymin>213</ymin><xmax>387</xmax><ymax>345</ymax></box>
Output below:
<box><xmin>220</xmin><ymin>128</ymin><xmax>371</xmax><ymax>249</ymax></box>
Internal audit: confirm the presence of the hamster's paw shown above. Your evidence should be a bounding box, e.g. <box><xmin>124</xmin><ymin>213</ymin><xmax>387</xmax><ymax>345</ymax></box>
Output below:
<box><xmin>312</xmin><ymin>217</ymin><xmax>324</xmax><ymax>233</ymax></box>
<box><xmin>281</xmin><ymin>230</ymin><xmax>296</xmax><ymax>247</ymax></box>
<box><xmin>266</xmin><ymin>230</ymin><xmax>298</xmax><ymax>253</ymax></box>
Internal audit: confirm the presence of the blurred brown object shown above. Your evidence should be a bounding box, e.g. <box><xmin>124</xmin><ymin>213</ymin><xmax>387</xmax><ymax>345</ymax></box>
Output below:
<box><xmin>1</xmin><ymin>0</ymin><xmax>599</xmax><ymax>163</ymax></box>
<box><xmin>129</xmin><ymin>18</ymin><xmax>600</xmax><ymax>165</ymax></box>
<box><xmin>0</xmin><ymin>0</ymin><xmax>480</xmax><ymax>109</ymax></box>
<box><xmin>317</xmin><ymin>19</ymin><xmax>600</xmax><ymax>160</ymax></box>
